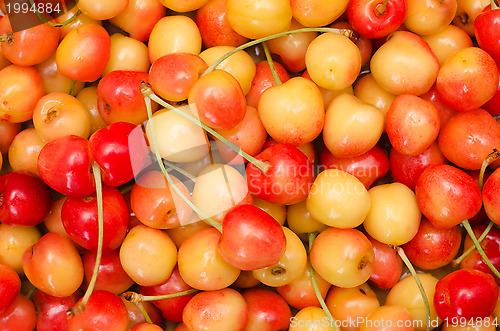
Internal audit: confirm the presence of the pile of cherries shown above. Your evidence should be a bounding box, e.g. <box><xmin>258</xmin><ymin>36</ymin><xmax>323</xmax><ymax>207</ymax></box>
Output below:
<box><xmin>1</xmin><ymin>0</ymin><xmax>500</xmax><ymax>330</ymax></box>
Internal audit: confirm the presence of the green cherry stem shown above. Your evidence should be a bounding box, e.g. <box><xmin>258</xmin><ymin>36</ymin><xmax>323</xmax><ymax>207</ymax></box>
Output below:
<box><xmin>203</xmin><ymin>27</ymin><xmax>353</xmax><ymax>76</ymax></box>
<box><xmin>462</xmin><ymin>220</ymin><xmax>500</xmax><ymax>279</ymax></box>
<box><xmin>122</xmin><ymin>289</ymin><xmax>200</xmax><ymax>304</ymax></box>
<box><xmin>143</xmin><ymin>93</ymin><xmax>223</xmax><ymax>233</ymax></box>
<box><xmin>492</xmin><ymin>0</ymin><xmax>499</xmax><ymax>11</ymax></box>
<box><xmin>262</xmin><ymin>41</ymin><xmax>282</xmax><ymax>85</ymax></box>
<box><xmin>452</xmin><ymin>221</ymin><xmax>494</xmax><ymax>267</ymax></box>
<box><xmin>163</xmin><ymin>159</ymin><xmax>197</xmax><ymax>182</ymax></box>
<box><xmin>137</xmin><ymin>302</ymin><xmax>153</xmax><ymax>324</ymax></box>
<box><xmin>308</xmin><ymin>232</ymin><xmax>339</xmax><ymax>331</ymax></box>
<box><xmin>479</xmin><ymin>149</ymin><xmax>500</xmax><ymax>190</ymax></box>
<box><xmin>68</xmin><ymin>80</ymin><xmax>77</xmax><ymax>97</ymax></box>
<box><xmin>142</xmin><ymin>83</ymin><xmax>269</xmax><ymax>174</ymax></box>
<box><xmin>376</xmin><ymin>0</ymin><xmax>389</xmax><ymax>15</ymax></box>
<box><xmin>28</xmin><ymin>0</ymin><xmax>82</xmax><ymax>27</ymax></box>
<box><xmin>80</xmin><ymin>162</ymin><xmax>105</xmax><ymax>307</ymax></box>
<box><xmin>394</xmin><ymin>246</ymin><xmax>430</xmax><ymax>331</ymax></box>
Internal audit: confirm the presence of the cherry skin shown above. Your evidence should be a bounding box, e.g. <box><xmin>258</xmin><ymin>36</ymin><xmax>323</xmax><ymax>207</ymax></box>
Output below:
<box><xmin>0</xmin><ymin>170</ymin><xmax>53</xmax><ymax>227</ymax></box>
<box><xmin>246</xmin><ymin>143</ymin><xmax>314</xmax><ymax>205</ymax></box>
<box><xmin>434</xmin><ymin>269</ymin><xmax>499</xmax><ymax>322</ymax></box>
<box><xmin>482</xmin><ymin>61</ymin><xmax>500</xmax><ymax>117</ymax></box>
<box><xmin>482</xmin><ymin>166</ymin><xmax>500</xmax><ymax>226</ymax></box>
<box><xmin>0</xmin><ymin>263</ymin><xmax>20</xmax><ymax>315</ymax></box>
<box><xmin>0</xmin><ymin>294</ymin><xmax>37</xmax><ymax>331</ymax></box>
<box><xmin>475</xmin><ymin>5</ymin><xmax>500</xmax><ymax>63</ymax></box>
<box><xmin>242</xmin><ymin>287</ymin><xmax>292</xmax><ymax>331</ymax></box>
<box><xmin>32</xmin><ymin>289</ymin><xmax>82</xmax><ymax>331</ymax></box>
<box><xmin>246</xmin><ymin>60</ymin><xmax>290</xmax><ymax>109</ymax></box>
<box><xmin>367</xmin><ymin>235</ymin><xmax>403</xmax><ymax>290</ymax></box>
<box><xmin>218</xmin><ymin>204</ymin><xmax>287</xmax><ymax>270</ymax></box>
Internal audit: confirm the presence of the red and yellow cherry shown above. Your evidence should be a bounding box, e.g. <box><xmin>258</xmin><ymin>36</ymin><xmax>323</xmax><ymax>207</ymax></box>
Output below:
<box><xmin>386</xmin><ymin>94</ymin><xmax>440</xmax><ymax>156</ymax></box>
<box><xmin>0</xmin><ymin>294</ymin><xmax>37</xmax><ymax>331</ymax></box>
<box><xmin>353</xmin><ymin>73</ymin><xmax>396</xmax><ymax>120</ymax></box>
<box><xmin>290</xmin><ymin>0</ymin><xmax>349</xmax><ymax>27</ymax></box>
<box><xmin>35</xmin><ymin>53</ymin><xmax>85</xmax><ymax>95</ymax></box>
<box><xmin>0</xmin><ymin>224</ymin><xmax>41</xmax><ymax>274</ymax></box>
<box><xmin>0</xmin><ymin>170</ymin><xmax>52</xmax><ymax>227</ymax></box>
<box><xmin>218</xmin><ymin>204</ymin><xmax>286</xmax><ymax>270</ymax></box>
<box><xmin>475</xmin><ymin>4</ymin><xmax>500</xmax><ymax>63</ymax></box>
<box><xmin>103</xmin><ymin>33</ymin><xmax>151</xmax><ymax>77</ymax></box>
<box><xmin>0</xmin><ymin>263</ymin><xmax>20</xmax><ymax>314</ymax></box>
<box><xmin>329</xmin><ymin>20</ymin><xmax>374</xmax><ymax>67</ymax></box>
<box><xmin>416</xmin><ymin>164</ymin><xmax>482</xmax><ymax>229</ymax></box>
<box><xmin>22</xmin><ymin>232</ymin><xmax>84</xmax><ymax>297</ymax></box>
<box><xmin>367</xmin><ymin>235</ymin><xmax>403</xmax><ymax>290</ymax></box>
<box><xmin>67</xmin><ymin>290</ymin><xmax>129</xmax><ymax>331</ymax></box>
<box><xmin>76</xmin><ymin>86</ymin><xmax>108</xmax><ymax>135</ymax></box>
<box><xmin>165</xmin><ymin>219</ymin><xmax>211</xmax><ymax>248</ymax></box>
<box><xmin>178</xmin><ymin>227</ymin><xmax>240</xmax><ymax>291</ymax></box>
<box><xmin>77</xmin><ymin>0</ymin><xmax>129</xmax><ymax>20</ymax></box>
<box><xmin>121</xmin><ymin>299</ymin><xmax>163</xmax><ymax>329</ymax></box>
<box><xmin>56</xmin><ymin>23</ymin><xmax>111</xmax><ymax>82</ymax></box>
<box><xmin>0</xmin><ymin>64</ymin><xmax>45</xmax><ymax>123</ymax></box>
<box><xmin>389</xmin><ymin>141</ymin><xmax>447</xmax><ymax>191</ymax></box>
<box><xmin>360</xmin><ymin>305</ymin><xmax>415</xmax><ymax>331</ymax></box>
<box><xmin>131</xmin><ymin>323</ymin><xmax>164</xmax><ymax>331</ymax></box>
<box><xmin>403</xmin><ymin>217</ymin><xmax>462</xmax><ymax>270</ymax></box>
<box><xmin>438</xmin><ymin>108</ymin><xmax>500</xmax><ymax>170</ymax></box>
<box><xmin>0</xmin><ymin>121</ymin><xmax>20</xmax><ymax>155</ymax></box>
<box><xmin>421</xmin><ymin>24</ymin><xmax>474</xmax><ymax>66</ymax></box>
<box><xmin>182</xmin><ymin>288</ymin><xmax>249</xmax><ymax>331</ymax></box>
<box><xmin>483</xmin><ymin>167</ymin><xmax>500</xmax><ymax>226</ymax></box>
<box><xmin>310</xmin><ymin>227</ymin><xmax>375</xmax><ymax>288</ymax></box>
<box><xmin>347</xmin><ymin>0</ymin><xmax>407</xmax><ymax>39</ymax></box>
<box><xmin>253</xmin><ymin>195</ymin><xmax>287</xmax><ymax>226</ymax></box>
<box><xmin>420</xmin><ymin>83</ymin><xmax>457</xmax><ymax>127</ymax></box>
<box><xmin>306</xmin><ymin>169</ymin><xmax>371</xmax><ymax>228</ymax></box>
<box><xmin>276</xmin><ymin>258</ymin><xmax>331</xmax><ymax>310</ymax></box>
<box><xmin>148</xmin><ymin>15</ymin><xmax>202</xmax><ymax>63</ymax></box>
<box><xmin>140</xmin><ymin>265</ymin><xmax>197</xmax><ymax>323</ymax></box>
<box><xmin>32</xmin><ymin>289</ymin><xmax>82</xmax><ymax>331</ymax></box>
<box><xmin>436</xmin><ymin>47</ymin><xmax>499</xmax><ymax>112</ymax></box>
<box><xmin>286</xmin><ymin>199</ymin><xmax>329</xmax><ymax>241</ymax></box>
<box><xmin>109</xmin><ymin>0</ymin><xmax>166</xmax><ymax>42</ymax></box>
<box><xmin>453</xmin><ymin>0</ymin><xmax>489</xmax><ymax>36</ymax></box>
<box><xmin>325</xmin><ymin>284</ymin><xmax>380</xmax><ymax>331</ymax></box>
<box><xmin>246</xmin><ymin>143</ymin><xmax>314</xmax><ymax>205</ymax></box>
<box><xmin>242</xmin><ymin>287</ymin><xmax>292</xmax><ymax>331</ymax></box>
<box><xmin>226</xmin><ymin>0</ymin><xmax>292</xmax><ymax>39</ymax></box>
<box><xmin>258</xmin><ymin>77</ymin><xmax>324</xmax><ymax>146</ymax></box>
<box><xmin>323</xmin><ymin>93</ymin><xmax>384</xmax><ymax>158</ymax></box>
<box><xmin>97</xmin><ymin>70</ymin><xmax>157</xmax><ymax>125</ymax></box>
<box><xmin>188</xmin><ymin>69</ymin><xmax>246</xmax><ymax>130</ymax></box>
<box><xmin>252</xmin><ymin>226</ymin><xmax>308</xmax><ymax>287</ymax></box>
<box><xmin>289</xmin><ymin>306</ymin><xmax>334</xmax><ymax>331</ymax></box>
<box><xmin>54</xmin><ymin>4</ymin><xmax>102</xmax><ymax>40</ymax></box>
<box><xmin>0</xmin><ymin>12</ymin><xmax>60</xmax><ymax>66</ymax></box>
<box><xmin>82</xmin><ymin>249</ymin><xmax>135</xmax><ymax>295</ymax></box>
<box><xmin>434</xmin><ymin>269</ymin><xmax>499</xmax><ymax>321</ymax></box>
<box><xmin>370</xmin><ymin>30</ymin><xmax>440</xmax><ymax>95</ymax></box>
<box><xmin>246</xmin><ymin>60</ymin><xmax>290</xmax><ymax>108</ymax></box>
<box><xmin>131</xmin><ymin>171</ymin><xmax>194</xmax><ymax>229</ymax></box>
<box><xmin>482</xmin><ymin>61</ymin><xmax>500</xmax><ymax>117</ymax></box>
<box><xmin>404</xmin><ymin>0</ymin><xmax>458</xmax><ymax>36</ymax></box>
<box><xmin>119</xmin><ymin>224</ymin><xmax>178</xmax><ymax>287</ymax></box>
<box><xmin>195</xmin><ymin>0</ymin><xmax>248</xmax><ymax>48</ymax></box>
<box><xmin>148</xmin><ymin>52</ymin><xmax>207</xmax><ymax>102</ymax></box>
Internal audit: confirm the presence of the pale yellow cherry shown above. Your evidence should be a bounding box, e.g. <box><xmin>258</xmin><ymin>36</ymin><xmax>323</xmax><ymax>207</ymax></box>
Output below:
<box><xmin>325</xmin><ymin>284</ymin><xmax>380</xmax><ymax>331</ymax></box>
<box><xmin>305</xmin><ymin>33</ymin><xmax>362</xmax><ymax>91</ymax></box>
<box><xmin>310</xmin><ymin>227</ymin><xmax>374</xmax><ymax>288</ymax></box>
<box><xmin>77</xmin><ymin>0</ymin><xmax>129</xmax><ymax>20</ymax></box>
<box><xmin>165</xmin><ymin>218</ymin><xmax>210</xmax><ymax>249</ymax></box>
<box><xmin>421</xmin><ymin>24</ymin><xmax>473</xmax><ymax>66</ymax></box>
<box><xmin>192</xmin><ymin>163</ymin><xmax>250</xmax><ymax>223</ymax></box>
<box><xmin>286</xmin><ymin>199</ymin><xmax>329</xmax><ymax>241</ymax></box>
<box><xmin>258</xmin><ymin>76</ymin><xmax>324</xmax><ymax>146</ymax></box>
<box><xmin>0</xmin><ymin>224</ymin><xmax>41</xmax><ymax>274</ymax></box>
<box><xmin>102</xmin><ymin>33</ymin><xmax>151</xmax><ymax>77</ymax></box>
<box><xmin>386</xmin><ymin>273</ymin><xmax>441</xmax><ymax>331</ymax></box>
<box><xmin>148</xmin><ymin>15</ymin><xmax>202</xmax><ymax>63</ymax></box>
<box><xmin>370</xmin><ymin>31</ymin><xmax>440</xmax><ymax>96</ymax></box>
<box><xmin>119</xmin><ymin>225</ymin><xmax>178</xmax><ymax>287</ymax></box>
<box><xmin>35</xmin><ymin>53</ymin><xmax>85</xmax><ymax>95</ymax></box>
<box><xmin>8</xmin><ymin>128</ymin><xmax>46</xmax><ymax>176</ymax></box>
<box><xmin>360</xmin><ymin>305</ymin><xmax>415</xmax><ymax>331</ymax></box>
<box><xmin>32</xmin><ymin>92</ymin><xmax>91</xmax><ymax>142</ymax></box>
<box><xmin>289</xmin><ymin>306</ymin><xmax>336</xmax><ymax>330</ymax></box>
<box><xmin>252</xmin><ymin>226</ymin><xmax>307</xmax><ymax>287</ymax></box>
<box><xmin>253</xmin><ymin>195</ymin><xmax>286</xmax><ymax>226</ymax></box>
<box><xmin>55</xmin><ymin>6</ymin><xmax>102</xmax><ymax>40</ymax></box>
<box><xmin>290</xmin><ymin>0</ymin><xmax>350</xmax><ymax>27</ymax></box>
<box><xmin>199</xmin><ymin>46</ymin><xmax>256</xmax><ymax>95</ymax></box>
<box><xmin>145</xmin><ymin>106</ymin><xmax>209</xmax><ymax>163</ymax></box>
<box><xmin>441</xmin><ymin>316</ymin><xmax>497</xmax><ymax>331</ymax></box>
<box><xmin>323</xmin><ymin>93</ymin><xmax>384</xmax><ymax>159</ymax></box>
<box><xmin>76</xmin><ymin>86</ymin><xmax>107</xmax><ymax>135</ymax></box>
<box><xmin>159</xmin><ymin>0</ymin><xmax>210</xmax><ymax>12</ymax></box>
<box><xmin>232</xmin><ymin>270</ymin><xmax>261</xmax><ymax>289</ymax></box>
<box><xmin>404</xmin><ymin>0</ymin><xmax>458</xmax><ymax>36</ymax></box>
<box><xmin>364</xmin><ymin>182</ymin><xmax>421</xmax><ymax>246</ymax></box>
<box><xmin>306</xmin><ymin>169</ymin><xmax>371</xmax><ymax>229</ymax></box>
<box><xmin>178</xmin><ymin>228</ymin><xmax>240</xmax><ymax>291</ymax></box>
<box><xmin>354</xmin><ymin>73</ymin><xmax>396</xmax><ymax>122</ymax></box>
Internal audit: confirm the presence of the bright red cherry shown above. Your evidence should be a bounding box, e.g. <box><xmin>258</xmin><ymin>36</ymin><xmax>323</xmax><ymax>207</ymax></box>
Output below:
<box><xmin>0</xmin><ymin>263</ymin><xmax>21</xmax><ymax>315</ymax></box>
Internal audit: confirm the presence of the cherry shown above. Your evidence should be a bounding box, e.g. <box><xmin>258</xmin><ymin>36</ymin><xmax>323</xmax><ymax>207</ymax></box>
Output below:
<box><xmin>367</xmin><ymin>235</ymin><xmax>403</xmax><ymax>290</ymax></box>
<box><xmin>0</xmin><ymin>294</ymin><xmax>37</xmax><ymax>331</ymax></box>
<box><xmin>32</xmin><ymin>289</ymin><xmax>82</xmax><ymax>331</ymax></box>
<box><xmin>475</xmin><ymin>3</ymin><xmax>500</xmax><ymax>63</ymax></box>
<box><xmin>242</xmin><ymin>287</ymin><xmax>292</xmax><ymax>331</ymax></box>
<box><xmin>0</xmin><ymin>263</ymin><xmax>20</xmax><ymax>315</ymax></box>
<box><xmin>246</xmin><ymin>60</ymin><xmax>290</xmax><ymax>109</ymax></box>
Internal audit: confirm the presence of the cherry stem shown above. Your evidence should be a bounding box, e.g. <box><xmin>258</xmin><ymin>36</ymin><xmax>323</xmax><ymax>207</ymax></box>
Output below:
<box><xmin>452</xmin><ymin>221</ymin><xmax>494</xmax><ymax>267</ymax></box>
<box><xmin>68</xmin><ymin>80</ymin><xmax>76</xmax><ymax>97</ymax></box>
<box><xmin>143</xmin><ymin>93</ymin><xmax>223</xmax><ymax>233</ymax></box>
<box><xmin>142</xmin><ymin>83</ymin><xmax>270</xmax><ymax>174</ymax></box>
<box><xmin>262</xmin><ymin>41</ymin><xmax>282</xmax><ymax>85</ymax></box>
<box><xmin>492</xmin><ymin>0</ymin><xmax>499</xmax><ymax>10</ymax></box>
<box><xmin>28</xmin><ymin>0</ymin><xmax>82</xmax><ymax>27</ymax></box>
<box><xmin>376</xmin><ymin>0</ymin><xmax>389</xmax><ymax>16</ymax></box>
<box><xmin>394</xmin><ymin>246</ymin><xmax>430</xmax><ymax>331</ymax></box>
<box><xmin>0</xmin><ymin>33</ymin><xmax>13</xmax><ymax>45</ymax></box>
<box><xmin>137</xmin><ymin>302</ymin><xmax>153</xmax><ymax>324</ymax></box>
<box><xmin>122</xmin><ymin>289</ymin><xmax>200</xmax><ymax>304</ymax></box>
<box><xmin>308</xmin><ymin>232</ymin><xmax>340</xmax><ymax>331</ymax></box>
<box><xmin>462</xmin><ymin>220</ymin><xmax>500</xmax><ymax>279</ymax></box>
<box><xmin>479</xmin><ymin>149</ymin><xmax>500</xmax><ymax>190</ymax></box>
<box><xmin>204</xmin><ymin>27</ymin><xmax>353</xmax><ymax>76</ymax></box>
<box><xmin>163</xmin><ymin>159</ymin><xmax>197</xmax><ymax>182</ymax></box>
<box><xmin>80</xmin><ymin>162</ymin><xmax>104</xmax><ymax>308</ymax></box>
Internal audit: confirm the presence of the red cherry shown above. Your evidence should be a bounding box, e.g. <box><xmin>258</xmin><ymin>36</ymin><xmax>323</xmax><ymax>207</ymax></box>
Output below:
<box><xmin>0</xmin><ymin>263</ymin><xmax>21</xmax><ymax>315</ymax></box>
<box><xmin>475</xmin><ymin>5</ymin><xmax>500</xmax><ymax>63</ymax></box>
<box><xmin>0</xmin><ymin>294</ymin><xmax>37</xmax><ymax>331</ymax></box>
<box><xmin>32</xmin><ymin>289</ymin><xmax>82</xmax><ymax>331</ymax></box>
<box><xmin>242</xmin><ymin>287</ymin><xmax>292</xmax><ymax>331</ymax></box>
